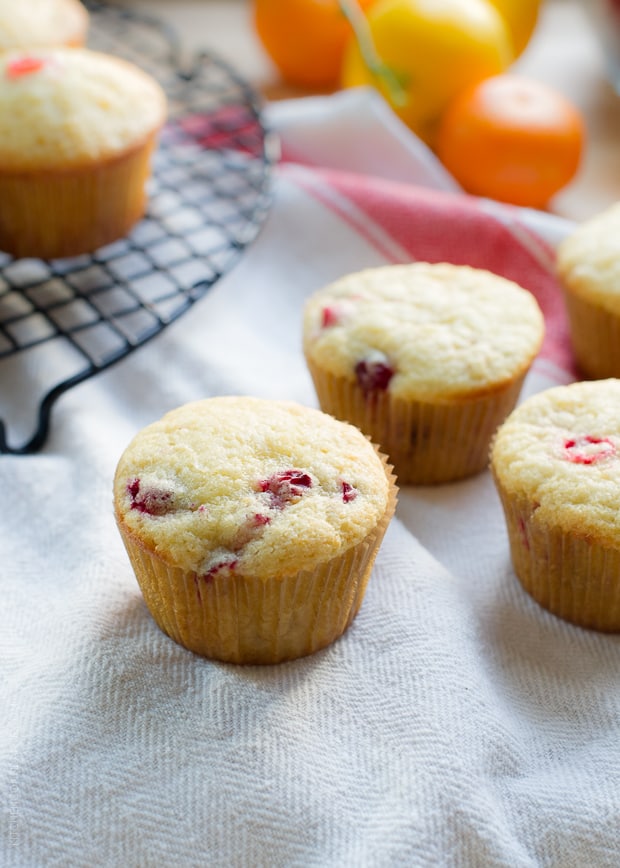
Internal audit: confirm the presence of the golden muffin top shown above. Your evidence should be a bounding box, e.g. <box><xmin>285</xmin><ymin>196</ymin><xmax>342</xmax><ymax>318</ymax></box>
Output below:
<box><xmin>0</xmin><ymin>47</ymin><xmax>166</xmax><ymax>170</ymax></box>
<box><xmin>491</xmin><ymin>379</ymin><xmax>620</xmax><ymax>546</ymax></box>
<box><xmin>114</xmin><ymin>397</ymin><xmax>393</xmax><ymax>580</ymax></box>
<box><xmin>557</xmin><ymin>202</ymin><xmax>620</xmax><ymax>315</ymax></box>
<box><xmin>303</xmin><ymin>262</ymin><xmax>545</xmax><ymax>401</ymax></box>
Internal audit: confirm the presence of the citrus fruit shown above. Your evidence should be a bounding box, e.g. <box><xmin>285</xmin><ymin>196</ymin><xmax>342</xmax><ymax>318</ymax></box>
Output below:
<box><xmin>435</xmin><ymin>74</ymin><xmax>586</xmax><ymax>209</ymax></box>
<box><xmin>485</xmin><ymin>0</ymin><xmax>542</xmax><ymax>56</ymax></box>
<box><xmin>340</xmin><ymin>0</ymin><xmax>514</xmax><ymax>146</ymax></box>
<box><xmin>253</xmin><ymin>0</ymin><xmax>377</xmax><ymax>89</ymax></box>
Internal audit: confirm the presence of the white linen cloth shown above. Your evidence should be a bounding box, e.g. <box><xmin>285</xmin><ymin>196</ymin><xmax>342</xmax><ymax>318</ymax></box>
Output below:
<box><xmin>2</xmin><ymin>88</ymin><xmax>619</xmax><ymax>868</ymax></box>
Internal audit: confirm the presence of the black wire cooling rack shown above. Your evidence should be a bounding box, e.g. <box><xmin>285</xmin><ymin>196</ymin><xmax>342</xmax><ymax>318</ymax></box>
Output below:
<box><xmin>0</xmin><ymin>0</ymin><xmax>278</xmax><ymax>454</ymax></box>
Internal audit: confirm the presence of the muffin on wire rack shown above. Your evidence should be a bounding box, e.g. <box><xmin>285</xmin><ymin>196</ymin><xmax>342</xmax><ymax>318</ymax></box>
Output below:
<box><xmin>114</xmin><ymin>397</ymin><xmax>397</xmax><ymax>664</ymax></box>
<box><xmin>0</xmin><ymin>46</ymin><xmax>166</xmax><ymax>259</ymax></box>
<box><xmin>303</xmin><ymin>261</ymin><xmax>545</xmax><ymax>484</ymax></box>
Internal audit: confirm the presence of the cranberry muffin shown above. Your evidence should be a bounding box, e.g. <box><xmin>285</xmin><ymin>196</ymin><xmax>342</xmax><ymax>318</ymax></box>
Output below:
<box><xmin>114</xmin><ymin>397</ymin><xmax>397</xmax><ymax>664</ymax></box>
<box><xmin>0</xmin><ymin>47</ymin><xmax>166</xmax><ymax>258</ymax></box>
<box><xmin>303</xmin><ymin>262</ymin><xmax>544</xmax><ymax>484</ymax></box>
<box><xmin>491</xmin><ymin>379</ymin><xmax>620</xmax><ymax>631</ymax></box>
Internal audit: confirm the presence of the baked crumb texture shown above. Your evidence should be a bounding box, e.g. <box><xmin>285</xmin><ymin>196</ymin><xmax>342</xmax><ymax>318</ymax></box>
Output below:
<box><xmin>557</xmin><ymin>202</ymin><xmax>620</xmax><ymax>379</ymax></box>
<box><xmin>0</xmin><ymin>47</ymin><xmax>166</xmax><ymax>258</ymax></box>
<box><xmin>303</xmin><ymin>262</ymin><xmax>545</xmax><ymax>485</ymax></box>
<box><xmin>491</xmin><ymin>379</ymin><xmax>620</xmax><ymax>631</ymax></box>
<box><xmin>114</xmin><ymin>397</ymin><xmax>397</xmax><ymax>664</ymax></box>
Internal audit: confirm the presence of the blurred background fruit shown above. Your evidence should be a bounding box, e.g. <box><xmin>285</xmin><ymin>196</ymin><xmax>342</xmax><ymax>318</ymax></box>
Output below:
<box><xmin>251</xmin><ymin>0</ymin><xmax>587</xmax><ymax>209</ymax></box>
<box><xmin>253</xmin><ymin>0</ymin><xmax>377</xmax><ymax>88</ymax></box>
<box><xmin>339</xmin><ymin>0</ymin><xmax>514</xmax><ymax>146</ymax></box>
<box><xmin>485</xmin><ymin>0</ymin><xmax>542</xmax><ymax>56</ymax></box>
<box><xmin>435</xmin><ymin>74</ymin><xmax>585</xmax><ymax>208</ymax></box>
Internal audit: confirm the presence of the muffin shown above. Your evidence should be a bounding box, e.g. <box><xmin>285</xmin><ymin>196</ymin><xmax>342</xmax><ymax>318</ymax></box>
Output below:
<box><xmin>491</xmin><ymin>379</ymin><xmax>620</xmax><ymax>632</ymax></box>
<box><xmin>303</xmin><ymin>262</ymin><xmax>545</xmax><ymax>484</ymax></box>
<box><xmin>0</xmin><ymin>0</ymin><xmax>88</xmax><ymax>49</ymax></box>
<box><xmin>113</xmin><ymin>397</ymin><xmax>397</xmax><ymax>664</ymax></box>
<box><xmin>557</xmin><ymin>202</ymin><xmax>620</xmax><ymax>379</ymax></box>
<box><xmin>0</xmin><ymin>47</ymin><xmax>167</xmax><ymax>259</ymax></box>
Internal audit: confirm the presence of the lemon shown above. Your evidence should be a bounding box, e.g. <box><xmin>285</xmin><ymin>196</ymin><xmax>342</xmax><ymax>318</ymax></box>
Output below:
<box><xmin>340</xmin><ymin>0</ymin><xmax>514</xmax><ymax>146</ymax></box>
<box><xmin>486</xmin><ymin>0</ymin><xmax>542</xmax><ymax>56</ymax></box>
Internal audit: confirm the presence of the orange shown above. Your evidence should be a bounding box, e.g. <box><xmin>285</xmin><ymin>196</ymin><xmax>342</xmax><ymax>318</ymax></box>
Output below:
<box><xmin>253</xmin><ymin>0</ymin><xmax>377</xmax><ymax>89</ymax></box>
<box><xmin>340</xmin><ymin>0</ymin><xmax>514</xmax><ymax>146</ymax></box>
<box><xmin>435</xmin><ymin>74</ymin><xmax>586</xmax><ymax>209</ymax></box>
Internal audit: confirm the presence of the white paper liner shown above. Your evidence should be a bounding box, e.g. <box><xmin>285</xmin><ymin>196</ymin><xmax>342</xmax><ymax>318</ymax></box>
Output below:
<box><xmin>116</xmin><ymin>454</ymin><xmax>397</xmax><ymax>664</ymax></box>
<box><xmin>306</xmin><ymin>356</ymin><xmax>526</xmax><ymax>484</ymax></box>
<box><xmin>494</xmin><ymin>482</ymin><xmax>620</xmax><ymax>632</ymax></box>
<box><xmin>562</xmin><ymin>288</ymin><xmax>620</xmax><ymax>379</ymax></box>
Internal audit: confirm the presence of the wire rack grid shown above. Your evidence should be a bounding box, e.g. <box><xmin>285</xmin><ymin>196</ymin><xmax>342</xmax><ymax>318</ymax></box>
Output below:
<box><xmin>0</xmin><ymin>0</ymin><xmax>278</xmax><ymax>454</ymax></box>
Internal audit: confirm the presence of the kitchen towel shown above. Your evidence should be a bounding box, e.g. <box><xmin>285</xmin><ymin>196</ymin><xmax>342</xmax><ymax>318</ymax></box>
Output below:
<box><xmin>2</xmin><ymin>86</ymin><xmax>619</xmax><ymax>868</ymax></box>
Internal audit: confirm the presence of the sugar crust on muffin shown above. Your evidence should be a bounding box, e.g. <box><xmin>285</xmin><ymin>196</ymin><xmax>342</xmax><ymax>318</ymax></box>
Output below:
<box><xmin>557</xmin><ymin>202</ymin><xmax>620</xmax><ymax>316</ymax></box>
<box><xmin>114</xmin><ymin>397</ymin><xmax>391</xmax><ymax>581</ymax></box>
<box><xmin>303</xmin><ymin>262</ymin><xmax>545</xmax><ymax>401</ymax></box>
<box><xmin>491</xmin><ymin>379</ymin><xmax>620</xmax><ymax>548</ymax></box>
<box><xmin>0</xmin><ymin>48</ymin><xmax>166</xmax><ymax>171</ymax></box>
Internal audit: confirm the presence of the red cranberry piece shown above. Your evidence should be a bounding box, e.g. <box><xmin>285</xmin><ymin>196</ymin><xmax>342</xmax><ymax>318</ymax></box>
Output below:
<box><xmin>6</xmin><ymin>56</ymin><xmax>46</xmax><ymax>79</ymax></box>
<box><xmin>562</xmin><ymin>435</ymin><xmax>616</xmax><ymax>465</ymax></box>
<box><xmin>321</xmin><ymin>305</ymin><xmax>340</xmax><ymax>328</ymax></box>
<box><xmin>231</xmin><ymin>513</ymin><xmax>272</xmax><ymax>550</ymax></box>
<box><xmin>517</xmin><ymin>516</ymin><xmax>530</xmax><ymax>551</ymax></box>
<box><xmin>341</xmin><ymin>481</ymin><xmax>358</xmax><ymax>503</ymax></box>
<box><xmin>258</xmin><ymin>469</ymin><xmax>313</xmax><ymax>509</ymax></box>
<box><xmin>195</xmin><ymin>553</ymin><xmax>238</xmax><ymax>599</ymax></box>
<box><xmin>355</xmin><ymin>353</ymin><xmax>394</xmax><ymax>395</ymax></box>
<box><xmin>202</xmin><ymin>556</ymin><xmax>238</xmax><ymax>581</ymax></box>
<box><xmin>127</xmin><ymin>477</ymin><xmax>174</xmax><ymax>516</ymax></box>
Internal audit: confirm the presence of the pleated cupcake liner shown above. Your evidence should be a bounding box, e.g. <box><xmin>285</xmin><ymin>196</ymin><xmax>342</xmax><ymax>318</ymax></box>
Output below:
<box><xmin>116</xmin><ymin>451</ymin><xmax>398</xmax><ymax>665</ymax></box>
<box><xmin>306</xmin><ymin>357</ymin><xmax>527</xmax><ymax>485</ymax></box>
<box><xmin>494</xmin><ymin>482</ymin><xmax>620</xmax><ymax>632</ymax></box>
<box><xmin>562</xmin><ymin>288</ymin><xmax>620</xmax><ymax>379</ymax></box>
<box><xmin>0</xmin><ymin>134</ymin><xmax>158</xmax><ymax>259</ymax></box>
